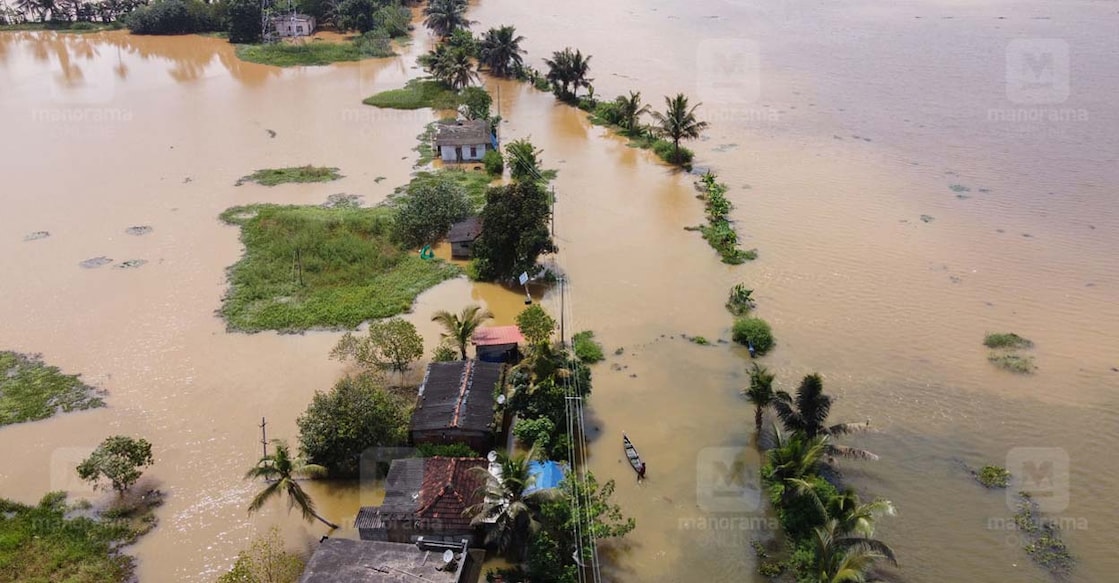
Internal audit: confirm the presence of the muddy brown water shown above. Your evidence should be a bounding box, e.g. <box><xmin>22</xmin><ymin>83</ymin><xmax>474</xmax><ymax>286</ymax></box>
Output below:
<box><xmin>2</xmin><ymin>0</ymin><xmax>1118</xmax><ymax>580</ymax></box>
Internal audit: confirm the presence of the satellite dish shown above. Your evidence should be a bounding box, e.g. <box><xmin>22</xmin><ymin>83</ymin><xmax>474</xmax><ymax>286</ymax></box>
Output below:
<box><xmin>487</xmin><ymin>450</ymin><xmax>498</xmax><ymax>462</ymax></box>
<box><xmin>442</xmin><ymin>550</ymin><xmax>454</xmax><ymax>564</ymax></box>
<box><xmin>496</xmin><ymin>394</ymin><xmax>506</xmax><ymax>405</ymax></box>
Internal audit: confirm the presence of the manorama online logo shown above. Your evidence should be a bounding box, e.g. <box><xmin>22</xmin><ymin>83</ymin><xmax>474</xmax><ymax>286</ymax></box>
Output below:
<box><xmin>1006</xmin><ymin>446</ymin><xmax>1070</xmax><ymax>513</ymax></box>
<box><xmin>696</xmin><ymin>446</ymin><xmax>761</xmax><ymax>513</ymax></box>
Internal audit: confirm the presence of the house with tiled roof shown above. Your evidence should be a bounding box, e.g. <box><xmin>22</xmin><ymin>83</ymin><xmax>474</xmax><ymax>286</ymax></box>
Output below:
<box><xmin>411</xmin><ymin>360</ymin><xmax>504</xmax><ymax>452</ymax></box>
<box><xmin>472</xmin><ymin>325</ymin><xmax>525</xmax><ymax>364</ymax></box>
<box><xmin>355</xmin><ymin>457</ymin><xmax>491</xmax><ymax>544</ymax></box>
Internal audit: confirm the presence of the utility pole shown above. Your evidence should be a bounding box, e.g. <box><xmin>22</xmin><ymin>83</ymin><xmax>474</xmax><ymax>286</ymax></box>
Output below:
<box><xmin>559</xmin><ymin>276</ymin><xmax>566</xmax><ymax>346</ymax></box>
<box><xmin>551</xmin><ymin>185</ymin><xmax>556</xmax><ymax>237</ymax></box>
<box><xmin>259</xmin><ymin>417</ymin><xmax>268</xmax><ymax>459</ymax></box>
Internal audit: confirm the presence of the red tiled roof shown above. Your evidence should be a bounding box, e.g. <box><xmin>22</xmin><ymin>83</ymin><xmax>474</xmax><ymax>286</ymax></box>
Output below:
<box><xmin>416</xmin><ymin>457</ymin><xmax>488</xmax><ymax>532</ymax></box>
<box><xmin>472</xmin><ymin>325</ymin><xmax>525</xmax><ymax>347</ymax></box>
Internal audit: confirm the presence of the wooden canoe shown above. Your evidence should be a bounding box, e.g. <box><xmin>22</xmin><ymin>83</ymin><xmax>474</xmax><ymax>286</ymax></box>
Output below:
<box><xmin>623</xmin><ymin>433</ymin><xmax>644</xmax><ymax>476</ymax></box>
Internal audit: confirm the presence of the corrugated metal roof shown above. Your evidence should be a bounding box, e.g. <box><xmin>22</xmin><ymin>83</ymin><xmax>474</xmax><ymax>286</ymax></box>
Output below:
<box><xmin>412</xmin><ymin>361</ymin><xmax>502</xmax><ymax>432</ymax></box>
<box><xmin>447</xmin><ymin>216</ymin><xmax>483</xmax><ymax>242</ymax></box>
<box><xmin>472</xmin><ymin>326</ymin><xmax>525</xmax><ymax>347</ymax></box>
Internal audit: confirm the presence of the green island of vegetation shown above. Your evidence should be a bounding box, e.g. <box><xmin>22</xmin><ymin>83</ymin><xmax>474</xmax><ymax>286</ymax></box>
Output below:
<box><xmin>219</xmin><ymin>203</ymin><xmax>460</xmax><ymax>332</ymax></box>
<box><xmin>1013</xmin><ymin>492</ymin><xmax>1075</xmax><ymax>575</ymax></box>
<box><xmin>364</xmin><ymin>78</ymin><xmax>464</xmax><ymax>110</ymax></box>
<box><xmin>988</xmin><ymin>352</ymin><xmax>1037</xmax><ymax>374</ymax></box>
<box><xmin>984</xmin><ymin>332</ymin><xmax>1034</xmax><ymax>349</ymax></box>
<box><xmin>976</xmin><ymin>464</ymin><xmax>1011</xmax><ymax>488</ymax></box>
<box><xmin>0</xmin><ymin>351</ymin><xmax>104</xmax><ymax>427</ymax></box>
<box><xmin>236</xmin><ymin>165</ymin><xmax>342</xmax><ymax>187</ymax></box>
<box><xmin>692</xmin><ymin>172</ymin><xmax>757</xmax><ymax>264</ymax></box>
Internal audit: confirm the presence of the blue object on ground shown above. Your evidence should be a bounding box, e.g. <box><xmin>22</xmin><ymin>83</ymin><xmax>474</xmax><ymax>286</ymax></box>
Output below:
<box><xmin>526</xmin><ymin>460</ymin><xmax>565</xmax><ymax>493</ymax></box>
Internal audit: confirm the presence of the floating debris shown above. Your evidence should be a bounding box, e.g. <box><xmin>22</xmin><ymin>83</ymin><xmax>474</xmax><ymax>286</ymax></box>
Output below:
<box><xmin>266</xmin><ymin>129</ymin><xmax>276</xmax><ymax>138</ymax></box>
<box><xmin>374</xmin><ymin>176</ymin><xmax>387</xmax><ymax>183</ymax></box>
<box><xmin>24</xmin><ymin>231</ymin><xmax>51</xmax><ymax>241</ymax></box>
<box><xmin>920</xmin><ymin>214</ymin><xmax>935</xmax><ymax>223</ymax></box>
<box><xmin>949</xmin><ymin>184</ymin><xmax>970</xmax><ymax>193</ymax></box>
<box><xmin>712</xmin><ymin>143</ymin><xmax>738</xmax><ymax>153</ymax></box>
<box><xmin>116</xmin><ymin>259</ymin><xmax>148</xmax><ymax>269</ymax></box>
<box><xmin>125</xmin><ymin>226</ymin><xmax>153</xmax><ymax>236</ymax></box>
<box><xmin>80</xmin><ymin>256</ymin><xmax>113</xmax><ymax>269</ymax></box>
<box><xmin>322</xmin><ymin>194</ymin><xmax>363</xmax><ymax>209</ymax></box>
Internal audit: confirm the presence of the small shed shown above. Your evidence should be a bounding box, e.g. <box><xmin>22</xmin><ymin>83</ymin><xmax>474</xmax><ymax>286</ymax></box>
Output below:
<box><xmin>271</xmin><ymin>14</ymin><xmax>315</xmax><ymax>38</ymax></box>
<box><xmin>412</xmin><ymin>360</ymin><xmax>504</xmax><ymax>451</ymax></box>
<box><xmin>433</xmin><ymin>120</ymin><xmax>495</xmax><ymax>163</ymax></box>
<box><xmin>472</xmin><ymin>326</ymin><xmax>524</xmax><ymax>364</ymax></box>
<box><xmin>447</xmin><ymin>216</ymin><xmax>483</xmax><ymax>259</ymax></box>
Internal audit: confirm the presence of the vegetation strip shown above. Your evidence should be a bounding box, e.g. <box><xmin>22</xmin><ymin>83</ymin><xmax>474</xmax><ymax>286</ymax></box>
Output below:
<box><xmin>693</xmin><ymin>172</ymin><xmax>756</xmax><ymax>264</ymax></box>
<box><xmin>235</xmin><ymin>165</ymin><xmax>342</xmax><ymax>187</ymax></box>
<box><xmin>0</xmin><ymin>351</ymin><xmax>104</xmax><ymax>427</ymax></box>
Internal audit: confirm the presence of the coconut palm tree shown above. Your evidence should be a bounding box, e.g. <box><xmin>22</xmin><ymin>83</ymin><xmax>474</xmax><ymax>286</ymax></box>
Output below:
<box><xmin>743</xmin><ymin>363</ymin><xmax>776</xmax><ymax>435</ymax></box>
<box><xmin>478</xmin><ymin>25</ymin><xmax>525</xmax><ymax>77</ymax></box>
<box><xmin>431</xmin><ymin>304</ymin><xmax>493</xmax><ymax>360</ymax></box>
<box><xmin>762</xmin><ymin>428</ymin><xmax>828</xmax><ymax>502</ymax></box>
<box><xmin>423</xmin><ymin>0</ymin><xmax>470</xmax><ymax>38</ymax></box>
<box><xmin>245</xmin><ymin>440</ymin><xmax>338</xmax><ymax>529</ymax></box>
<box><xmin>772</xmin><ymin>373</ymin><xmax>877</xmax><ymax>460</ymax></box>
<box><xmin>465</xmin><ymin>446</ymin><xmax>554</xmax><ymax>558</ymax></box>
<box><xmin>651</xmin><ymin>93</ymin><xmax>709</xmax><ymax>163</ymax></box>
<box><xmin>809</xmin><ymin>519</ymin><xmax>898</xmax><ymax>583</ymax></box>
<box><xmin>826</xmin><ymin>490</ymin><xmax>897</xmax><ymax>539</ymax></box>
<box><xmin>614</xmin><ymin>91</ymin><xmax>651</xmax><ymax>134</ymax></box>
<box><xmin>544</xmin><ymin>47</ymin><xmax>592</xmax><ymax>99</ymax></box>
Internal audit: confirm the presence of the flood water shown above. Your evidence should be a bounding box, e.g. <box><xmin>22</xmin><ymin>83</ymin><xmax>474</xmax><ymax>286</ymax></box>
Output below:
<box><xmin>2</xmin><ymin>0</ymin><xmax>1119</xmax><ymax>581</ymax></box>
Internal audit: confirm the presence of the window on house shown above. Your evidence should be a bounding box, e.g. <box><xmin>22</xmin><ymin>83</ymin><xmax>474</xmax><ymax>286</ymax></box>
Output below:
<box><xmin>296</xmin><ymin>26</ymin><xmax>303</xmax><ymax>34</ymax></box>
<box><xmin>470</xmin><ymin>146</ymin><xmax>477</xmax><ymax>158</ymax></box>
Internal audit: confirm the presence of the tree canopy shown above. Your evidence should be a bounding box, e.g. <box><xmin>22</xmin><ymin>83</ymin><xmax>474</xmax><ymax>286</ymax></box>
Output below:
<box><xmin>330</xmin><ymin>317</ymin><xmax>424</xmax><ymax>386</ymax></box>
<box><xmin>76</xmin><ymin>436</ymin><xmax>154</xmax><ymax>497</ymax></box>
<box><xmin>391</xmin><ymin>175</ymin><xmax>472</xmax><ymax>249</ymax></box>
<box><xmin>296</xmin><ymin>375</ymin><xmax>410</xmax><ymax>477</ymax></box>
<box><xmin>472</xmin><ymin>181</ymin><xmax>556</xmax><ymax>281</ymax></box>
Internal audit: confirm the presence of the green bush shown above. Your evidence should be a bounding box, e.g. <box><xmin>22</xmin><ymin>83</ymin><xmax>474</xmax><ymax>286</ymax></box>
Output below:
<box><xmin>984</xmin><ymin>332</ymin><xmax>1033</xmax><ymax>349</ymax></box>
<box><xmin>416</xmin><ymin>442</ymin><xmax>478</xmax><ymax>458</ymax></box>
<box><xmin>572</xmin><ymin>330</ymin><xmax>604</xmax><ymax>363</ymax></box>
<box><xmin>726</xmin><ymin>283</ymin><xmax>754</xmax><ymax>316</ymax></box>
<box><xmin>652</xmin><ymin>140</ymin><xmax>694</xmax><ymax>167</ymax></box>
<box><xmin>732</xmin><ymin>317</ymin><xmax>775</xmax><ymax>355</ymax></box>
<box><xmin>482</xmin><ymin>149</ymin><xmax>504</xmax><ymax>176</ymax></box>
<box><xmin>513</xmin><ymin>417</ymin><xmax>556</xmax><ymax>451</ymax></box>
<box><xmin>988</xmin><ymin>352</ymin><xmax>1036</xmax><ymax>374</ymax></box>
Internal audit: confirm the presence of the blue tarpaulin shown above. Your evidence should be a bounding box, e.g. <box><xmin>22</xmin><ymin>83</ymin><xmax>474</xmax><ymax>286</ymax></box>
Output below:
<box><xmin>526</xmin><ymin>460</ymin><xmax>565</xmax><ymax>493</ymax></box>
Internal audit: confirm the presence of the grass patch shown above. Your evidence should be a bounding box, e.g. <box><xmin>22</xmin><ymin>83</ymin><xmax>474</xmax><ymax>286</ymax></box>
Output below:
<box><xmin>732</xmin><ymin>317</ymin><xmax>775</xmax><ymax>355</ymax></box>
<box><xmin>363</xmin><ymin>78</ymin><xmax>462</xmax><ymax>111</ymax></box>
<box><xmin>0</xmin><ymin>351</ymin><xmax>104</xmax><ymax>428</ymax></box>
<box><xmin>236</xmin><ymin>165</ymin><xmax>342</xmax><ymax>187</ymax></box>
<box><xmin>984</xmin><ymin>332</ymin><xmax>1033</xmax><ymax>349</ymax></box>
<box><xmin>0</xmin><ymin>491</ymin><xmax>161</xmax><ymax>582</ymax></box>
<box><xmin>0</xmin><ymin>21</ymin><xmax>116</xmax><ymax>33</ymax></box>
<box><xmin>988</xmin><ymin>352</ymin><xmax>1036</xmax><ymax>374</ymax></box>
<box><xmin>219</xmin><ymin>204</ymin><xmax>460</xmax><ymax>332</ymax></box>
<box><xmin>235</xmin><ymin>36</ymin><xmax>391</xmax><ymax>67</ymax></box>
<box><xmin>572</xmin><ymin>331</ymin><xmax>605</xmax><ymax>364</ymax></box>
<box><xmin>689</xmin><ymin>335</ymin><xmax>711</xmax><ymax>346</ymax></box>
<box><xmin>976</xmin><ymin>465</ymin><xmax>1011</xmax><ymax>488</ymax></box>
<box><xmin>415</xmin><ymin>121</ymin><xmax>441</xmax><ymax>167</ymax></box>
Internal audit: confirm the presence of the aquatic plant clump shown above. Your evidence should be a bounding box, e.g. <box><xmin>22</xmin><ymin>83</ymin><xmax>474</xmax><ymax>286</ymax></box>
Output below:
<box><xmin>732</xmin><ymin>317</ymin><xmax>775</xmax><ymax>355</ymax></box>
<box><xmin>0</xmin><ymin>351</ymin><xmax>104</xmax><ymax>427</ymax></box>
<box><xmin>236</xmin><ymin>165</ymin><xmax>342</xmax><ymax>187</ymax></box>
<box><xmin>219</xmin><ymin>203</ymin><xmax>460</xmax><ymax>332</ymax></box>
<box><xmin>572</xmin><ymin>330</ymin><xmax>605</xmax><ymax>363</ymax></box>
<box><xmin>988</xmin><ymin>352</ymin><xmax>1037</xmax><ymax>374</ymax></box>
<box><xmin>236</xmin><ymin>37</ymin><xmax>392</xmax><ymax>67</ymax></box>
<box><xmin>1013</xmin><ymin>492</ymin><xmax>1075</xmax><ymax>576</ymax></box>
<box><xmin>363</xmin><ymin>79</ymin><xmax>463</xmax><ymax>110</ymax></box>
<box><xmin>976</xmin><ymin>465</ymin><xmax>1011</xmax><ymax>488</ymax></box>
<box><xmin>984</xmin><ymin>332</ymin><xmax>1034</xmax><ymax>349</ymax></box>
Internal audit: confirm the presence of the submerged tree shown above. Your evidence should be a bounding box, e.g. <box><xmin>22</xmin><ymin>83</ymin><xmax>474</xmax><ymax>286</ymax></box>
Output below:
<box><xmin>505</xmin><ymin>138</ymin><xmax>543</xmax><ymax>182</ymax></box>
<box><xmin>743</xmin><ymin>363</ymin><xmax>776</xmax><ymax>435</ymax></box>
<box><xmin>544</xmin><ymin>47</ymin><xmax>592</xmax><ymax>99</ymax></box>
<box><xmin>431</xmin><ymin>304</ymin><xmax>494</xmax><ymax>360</ymax></box>
<box><xmin>614</xmin><ymin>91</ymin><xmax>651</xmax><ymax>133</ymax></box>
<box><xmin>296</xmin><ymin>375</ymin><xmax>409</xmax><ymax>477</ymax></box>
<box><xmin>76</xmin><ymin>435</ymin><xmax>154</xmax><ymax>498</ymax></box>
<box><xmin>330</xmin><ymin>317</ymin><xmax>424</xmax><ymax>386</ymax></box>
<box><xmin>422</xmin><ymin>0</ymin><xmax>470</xmax><ymax>38</ymax></box>
<box><xmin>478</xmin><ymin>25</ymin><xmax>526</xmax><ymax>77</ymax></box>
<box><xmin>651</xmin><ymin>93</ymin><xmax>709</xmax><ymax>163</ymax></box>
<box><xmin>808</xmin><ymin>519</ymin><xmax>898</xmax><ymax>583</ymax></box>
<box><xmin>245</xmin><ymin>440</ymin><xmax>338</xmax><ymax>529</ymax></box>
<box><xmin>772</xmin><ymin>374</ymin><xmax>877</xmax><ymax>460</ymax></box>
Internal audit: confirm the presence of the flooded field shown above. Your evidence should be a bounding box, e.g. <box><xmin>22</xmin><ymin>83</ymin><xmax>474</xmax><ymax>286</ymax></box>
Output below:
<box><xmin>2</xmin><ymin>0</ymin><xmax>1118</xmax><ymax>581</ymax></box>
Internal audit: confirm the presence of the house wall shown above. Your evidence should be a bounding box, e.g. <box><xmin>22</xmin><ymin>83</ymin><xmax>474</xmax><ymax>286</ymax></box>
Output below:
<box><xmin>274</xmin><ymin>17</ymin><xmax>314</xmax><ymax>37</ymax></box>
<box><xmin>461</xmin><ymin>143</ymin><xmax>487</xmax><ymax>161</ymax></box>
<box><xmin>438</xmin><ymin>144</ymin><xmax>489</xmax><ymax>163</ymax></box>
<box><xmin>450</xmin><ymin>240</ymin><xmax>474</xmax><ymax>259</ymax></box>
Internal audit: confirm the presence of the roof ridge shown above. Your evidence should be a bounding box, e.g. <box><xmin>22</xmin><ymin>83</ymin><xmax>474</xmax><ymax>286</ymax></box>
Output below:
<box><xmin>450</xmin><ymin>360</ymin><xmax>473</xmax><ymax>428</ymax></box>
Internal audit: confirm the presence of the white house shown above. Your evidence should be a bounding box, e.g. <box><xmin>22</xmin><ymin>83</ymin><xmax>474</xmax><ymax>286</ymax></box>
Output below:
<box><xmin>271</xmin><ymin>14</ymin><xmax>315</xmax><ymax>38</ymax></box>
<box><xmin>433</xmin><ymin>119</ymin><xmax>495</xmax><ymax>163</ymax></box>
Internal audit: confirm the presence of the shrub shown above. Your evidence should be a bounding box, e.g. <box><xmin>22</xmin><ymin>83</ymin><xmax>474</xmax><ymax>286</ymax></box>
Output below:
<box><xmin>652</xmin><ymin>139</ymin><xmax>694</xmax><ymax>167</ymax></box>
<box><xmin>591</xmin><ymin>100</ymin><xmax>623</xmax><ymax>126</ymax></box>
<box><xmin>126</xmin><ymin>0</ymin><xmax>222</xmax><ymax>35</ymax></box>
<box><xmin>297</xmin><ymin>374</ymin><xmax>410</xmax><ymax>477</ymax></box>
<box><xmin>416</xmin><ymin>443</ymin><xmax>478</xmax><ymax>458</ymax></box>
<box><xmin>732</xmin><ymin>317</ymin><xmax>775</xmax><ymax>355</ymax></box>
<box><xmin>984</xmin><ymin>332</ymin><xmax>1033</xmax><ymax>349</ymax></box>
<box><xmin>432</xmin><ymin>341</ymin><xmax>458</xmax><ymax>362</ymax></box>
<box><xmin>217</xmin><ymin>528</ymin><xmax>304</xmax><ymax>583</ymax></box>
<box><xmin>226</xmin><ymin>0</ymin><xmax>260</xmax><ymax>43</ymax></box>
<box><xmin>482</xmin><ymin>149</ymin><xmax>504</xmax><ymax>176</ymax></box>
<box><xmin>513</xmin><ymin>417</ymin><xmax>556</xmax><ymax>451</ymax></box>
<box><xmin>977</xmin><ymin>465</ymin><xmax>1011</xmax><ymax>488</ymax></box>
<box><xmin>726</xmin><ymin>284</ymin><xmax>754</xmax><ymax>316</ymax></box>
<box><xmin>354</xmin><ymin>30</ymin><xmax>393</xmax><ymax>58</ymax></box>
<box><xmin>572</xmin><ymin>330</ymin><xmax>604</xmax><ymax>363</ymax></box>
